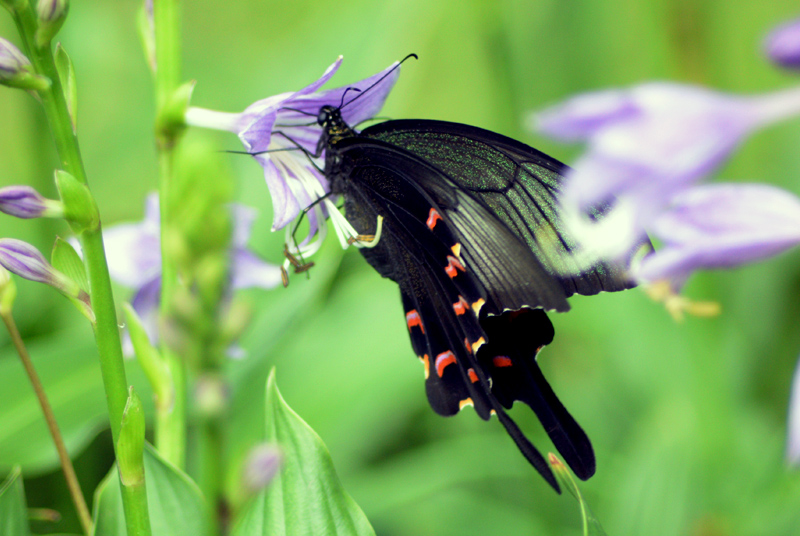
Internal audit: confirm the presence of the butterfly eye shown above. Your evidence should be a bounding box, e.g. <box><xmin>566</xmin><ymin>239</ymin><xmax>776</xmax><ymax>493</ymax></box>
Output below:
<box><xmin>317</xmin><ymin>107</ymin><xmax>331</xmax><ymax>127</ymax></box>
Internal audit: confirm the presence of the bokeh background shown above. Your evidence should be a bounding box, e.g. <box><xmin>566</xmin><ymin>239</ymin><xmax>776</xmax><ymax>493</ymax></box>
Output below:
<box><xmin>2</xmin><ymin>1</ymin><xmax>800</xmax><ymax>534</ymax></box>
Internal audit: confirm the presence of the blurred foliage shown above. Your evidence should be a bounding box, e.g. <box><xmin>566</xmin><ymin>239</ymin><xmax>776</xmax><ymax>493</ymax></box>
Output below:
<box><xmin>2</xmin><ymin>0</ymin><xmax>800</xmax><ymax>534</ymax></box>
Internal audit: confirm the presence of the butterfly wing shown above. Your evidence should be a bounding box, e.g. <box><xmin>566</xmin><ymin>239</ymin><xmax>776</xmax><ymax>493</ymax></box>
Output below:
<box><xmin>360</xmin><ymin>119</ymin><xmax>638</xmax><ymax>314</ymax></box>
<box><xmin>330</xmin><ymin>137</ymin><xmax>599</xmax><ymax>488</ymax></box>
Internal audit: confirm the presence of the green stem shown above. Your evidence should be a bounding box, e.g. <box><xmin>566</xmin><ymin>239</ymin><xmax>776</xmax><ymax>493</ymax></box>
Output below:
<box><xmin>12</xmin><ymin>3</ymin><xmax>152</xmax><ymax>535</ymax></box>
<box><xmin>1</xmin><ymin>310</ymin><xmax>93</xmax><ymax>536</ymax></box>
<box><xmin>153</xmin><ymin>0</ymin><xmax>187</xmax><ymax>469</ymax></box>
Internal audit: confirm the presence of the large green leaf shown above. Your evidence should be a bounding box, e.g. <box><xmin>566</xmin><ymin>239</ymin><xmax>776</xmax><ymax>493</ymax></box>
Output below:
<box><xmin>0</xmin><ymin>467</ymin><xmax>31</xmax><ymax>536</ymax></box>
<box><xmin>93</xmin><ymin>444</ymin><xmax>211</xmax><ymax>536</ymax></box>
<box><xmin>0</xmin><ymin>333</ymin><xmax>107</xmax><ymax>474</ymax></box>
<box><xmin>230</xmin><ymin>370</ymin><xmax>375</xmax><ymax>536</ymax></box>
<box><xmin>0</xmin><ymin>329</ymin><xmax>154</xmax><ymax>475</ymax></box>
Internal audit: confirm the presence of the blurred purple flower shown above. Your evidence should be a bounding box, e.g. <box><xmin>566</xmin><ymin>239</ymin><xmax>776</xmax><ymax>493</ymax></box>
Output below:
<box><xmin>765</xmin><ymin>17</ymin><xmax>800</xmax><ymax>70</ymax></box>
<box><xmin>105</xmin><ymin>194</ymin><xmax>281</xmax><ymax>354</ymax></box>
<box><xmin>636</xmin><ymin>184</ymin><xmax>800</xmax><ymax>288</ymax></box>
<box><xmin>534</xmin><ymin>82</ymin><xmax>800</xmax><ymax>274</ymax></box>
<box><xmin>0</xmin><ymin>185</ymin><xmax>62</xmax><ymax>219</ymax></box>
<box><xmin>186</xmin><ymin>57</ymin><xmax>401</xmax><ymax>272</ymax></box>
<box><xmin>0</xmin><ymin>37</ymin><xmax>31</xmax><ymax>81</ymax></box>
<box><xmin>243</xmin><ymin>443</ymin><xmax>282</xmax><ymax>492</ymax></box>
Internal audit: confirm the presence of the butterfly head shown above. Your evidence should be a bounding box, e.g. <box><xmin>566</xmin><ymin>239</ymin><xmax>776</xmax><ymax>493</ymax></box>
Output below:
<box><xmin>317</xmin><ymin>105</ymin><xmax>356</xmax><ymax>145</ymax></box>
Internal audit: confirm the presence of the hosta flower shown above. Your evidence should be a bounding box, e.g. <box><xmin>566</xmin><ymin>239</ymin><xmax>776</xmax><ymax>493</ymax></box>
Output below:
<box><xmin>104</xmin><ymin>194</ymin><xmax>281</xmax><ymax>354</ymax></box>
<box><xmin>533</xmin><ymin>81</ymin><xmax>800</xmax><ymax>274</ymax></box>
<box><xmin>636</xmin><ymin>184</ymin><xmax>800</xmax><ymax>289</ymax></box>
<box><xmin>186</xmin><ymin>57</ymin><xmax>401</xmax><ymax>271</ymax></box>
<box><xmin>0</xmin><ymin>185</ymin><xmax>63</xmax><ymax>219</ymax></box>
<box><xmin>765</xmin><ymin>17</ymin><xmax>800</xmax><ymax>70</ymax></box>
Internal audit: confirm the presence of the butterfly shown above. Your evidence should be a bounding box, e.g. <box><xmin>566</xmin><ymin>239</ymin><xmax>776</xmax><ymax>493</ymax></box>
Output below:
<box><xmin>282</xmin><ymin>67</ymin><xmax>639</xmax><ymax>491</ymax></box>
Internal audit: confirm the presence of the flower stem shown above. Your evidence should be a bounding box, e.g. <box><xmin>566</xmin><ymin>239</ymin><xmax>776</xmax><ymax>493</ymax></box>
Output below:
<box><xmin>11</xmin><ymin>3</ymin><xmax>151</xmax><ymax>535</ymax></box>
<box><xmin>153</xmin><ymin>0</ymin><xmax>187</xmax><ymax>469</ymax></box>
<box><xmin>0</xmin><ymin>310</ymin><xmax>93</xmax><ymax>536</ymax></box>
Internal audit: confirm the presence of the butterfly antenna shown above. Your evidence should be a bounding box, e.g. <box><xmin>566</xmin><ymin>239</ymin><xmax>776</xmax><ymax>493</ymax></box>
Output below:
<box><xmin>340</xmin><ymin>53</ymin><xmax>418</xmax><ymax>111</ymax></box>
<box><xmin>277</xmin><ymin>106</ymin><xmax>318</xmax><ymax>117</ymax></box>
<box><xmin>339</xmin><ymin>87</ymin><xmax>362</xmax><ymax>109</ymax></box>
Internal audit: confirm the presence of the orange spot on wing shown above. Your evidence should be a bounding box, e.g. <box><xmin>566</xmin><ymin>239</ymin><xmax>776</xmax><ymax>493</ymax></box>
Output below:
<box><xmin>406</xmin><ymin>309</ymin><xmax>425</xmax><ymax>334</ymax></box>
<box><xmin>467</xmin><ymin>368</ymin><xmax>479</xmax><ymax>383</ymax></box>
<box><xmin>451</xmin><ymin>242</ymin><xmax>462</xmax><ymax>258</ymax></box>
<box><xmin>426</xmin><ymin>208</ymin><xmax>442</xmax><ymax>230</ymax></box>
<box><xmin>444</xmin><ymin>255</ymin><xmax>465</xmax><ymax>279</ymax></box>
<box><xmin>493</xmin><ymin>356</ymin><xmax>513</xmax><ymax>368</ymax></box>
<box><xmin>435</xmin><ymin>350</ymin><xmax>457</xmax><ymax>377</ymax></box>
<box><xmin>420</xmin><ymin>354</ymin><xmax>430</xmax><ymax>379</ymax></box>
<box><xmin>459</xmin><ymin>398</ymin><xmax>474</xmax><ymax>410</ymax></box>
<box><xmin>453</xmin><ymin>296</ymin><xmax>469</xmax><ymax>315</ymax></box>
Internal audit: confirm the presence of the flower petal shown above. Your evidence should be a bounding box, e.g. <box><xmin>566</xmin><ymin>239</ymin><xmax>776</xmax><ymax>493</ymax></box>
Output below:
<box><xmin>765</xmin><ymin>17</ymin><xmax>800</xmax><ymax>70</ymax></box>
<box><xmin>637</xmin><ymin>184</ymin><xmax>800</xmax><ymax>284</ymax></box>
<box><xmin>231</xmin><ymin>249</ymin><xmax>282</xmax><ymax>290</ymax></box>
<box><xmin>787</xmin><ymin>355</ymin><xmax>800</xmax><ymax>466</ymax></box>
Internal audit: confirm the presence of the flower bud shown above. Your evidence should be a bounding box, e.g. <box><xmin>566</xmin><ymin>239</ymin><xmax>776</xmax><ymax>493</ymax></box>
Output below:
<box><xmin>765</xmin><ymin>18</ymin><xmax>800</xmax><ymax>70</ymax></box>
<box><xmin>35</xmin><ymin>0</ymin><xmax>69</xmax><ymax>46</ymax></box>
<box><xmin>55</xmin><ymin>170</ymin><xmax>99</xmax><ymax>232</ymax></box>
<box><xmin>117</xmin><ymin>387</ymin><xmax>146</xmax><ymax>487</ymax></box>
<box><xmin>0</xmin><ymin>38</ymin><xmax>49</xmax><ymax>91</ymax></box>
<box><xmin>243</xmin><ymin>443</ymin><xmax>282</xmax><ymax>492</ymax></box>
<box><xmin>0</xmin><ymin>185</ymin><xmax>64</xmax><ymax>219</ymax></box>
<box><xmin>0</xmin><ymin>238</ymin><xmax>93</xmax><ymax>321</ymax></box>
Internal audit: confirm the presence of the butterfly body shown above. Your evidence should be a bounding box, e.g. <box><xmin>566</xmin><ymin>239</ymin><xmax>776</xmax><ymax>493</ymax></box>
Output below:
<box><xmin>317</xmin><ymin>105</ymin><xmax>635</xmax><ymax>490</ymax></box>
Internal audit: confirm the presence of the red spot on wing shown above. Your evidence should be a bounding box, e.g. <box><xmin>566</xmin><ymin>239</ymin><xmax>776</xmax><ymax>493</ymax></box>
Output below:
<box><xmin>435</xmin><ymin>350</ymin><xmax>457</xmax><ymax>377</ymax></box>
<box><xmin>467</xmin><ymin>368</ymin><xmax>479</xmax><ymax>383</ymax></box>
<box><xmin>453</xmin><ymin>296</ymin><xmax>469</xmax><ymax>315</ymax></box>
<box><xmin>444</xmin><ymin>255</ymin><xmax>465</xmax><ymax>279</ymax></box>
<box><xmin>493</xmin><ymin>356</ymin><xmax>513</xmax><ymax>368</ymax></box>
<box><xmin>406</xmin><ymin>309</ymin><xmax>425</xmax><ymax>334</ymax></box>
<box><xmin>426</xmin><ymin>208</ymin><xmax>442</xmax><ymax>230</ymax></box>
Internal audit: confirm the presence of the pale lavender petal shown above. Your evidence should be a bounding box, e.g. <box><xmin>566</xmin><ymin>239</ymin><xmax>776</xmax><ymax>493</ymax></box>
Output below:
<box><xmin>231</xmin><ymin>249</ymin><xmax>282</xmax><ymax>290</ymax></box>
<box><xmin>765</xmin><ymin>17</ymin><xmax>800</xmax><ymax>69</ymax></box>
<box><xmin>124</xmin><ymin>276</ymin><xmax>161</xmax><ymax>356</ymax></box>
<box><xmin>788</xmin><ymin>355</ymin><xmax>800</xmax><ymax>466</ymax></box>
<box><xmin>243</xmin><ymin>443</ymin><xmax>282</xmax><ymax>492</ymax></box>
<box><xmin>637</xmin><ymin>184</ymin><xmax>800</xmax><ymax>284</ymax></box>
<box><xmin>257</xmin><ymin>156</ymin><xmax>303</xmax><ymax>230</ymax></box>
<box><xmin>239</xmin><ymin>111</ymin><xmax>278</xmax><ymax>154</ymax></box>
<box><xmin>0</xmin><ymin>239</ymin><xmax>54</xmax><ymax>284</ymax></box>
<box><xmin>230</xmin><ymin>204</ymin><xmax>257</xmax><ymax>248</ymax></box>
<box><xmin>293</xmin><ymin>60</ymin><xmax>402</xmax><ymax>127</ymax></box>
<box><xmin>534</xmin><ymin>88</ymin><xmax>638</xmax><ymax>142</ymax></box>
<box><xmin>104</xmin><ymin>221</ymin><xmax>161</xmax><ymax>288</ymax></box>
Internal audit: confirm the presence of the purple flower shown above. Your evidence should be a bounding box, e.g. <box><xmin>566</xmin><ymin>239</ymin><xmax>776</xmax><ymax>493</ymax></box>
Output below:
<box><xmin>0</xmin><ymin>238</ymin><xmax>92</xmax><ymax>319</ymax></box>
<box><xmin>243</xmin><ymin>443</ymin><xmax>282</xmax><ymax>492</ymax></box>
<box><xmin>104</xmin><ymin>194</ymin><xmax>281</xmax><ymax>354</ymax></box>
<box><xmin>765</xmin><ymin>17</ymin><xmax>800</xmax><ymax>70</ymax></box>
<box><xmin>534</xmin><ymin>82</ymin><xmax>800</xmax><ymax>263</ymax></box>
<box><xmin>636</xmin><ymin>184</ymin><xmax>800</xmax><ymax>288</ymax></box>
<box><xmin>0</xmin><ymin>185</ymin><xmax>63</xmax><ymax>219</ymax></box>
<box><xmin>186</xmin><ymin>57</ymin><xmax>401</xmax><ymax>271</ymax></box>
<box><xmin>0</xmin><ymin>37</ymin><xmax>31</xmax><ymax>81</ymax></box>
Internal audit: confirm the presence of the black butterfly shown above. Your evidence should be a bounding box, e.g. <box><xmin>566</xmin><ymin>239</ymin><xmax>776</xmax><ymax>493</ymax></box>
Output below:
<box><xmin>308</xmin><ymin>94</ymin><xmax>636</xmax><ymax>491</ymax></box>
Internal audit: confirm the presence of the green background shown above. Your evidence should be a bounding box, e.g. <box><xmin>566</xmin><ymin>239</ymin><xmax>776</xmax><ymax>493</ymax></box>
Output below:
<box><xmin>2</xmin><ymin>0</ymin><xmax>800</xmax><ymax>534</ymax></box>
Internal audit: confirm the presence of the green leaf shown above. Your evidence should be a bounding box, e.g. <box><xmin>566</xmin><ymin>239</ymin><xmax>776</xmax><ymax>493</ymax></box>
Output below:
<box><xmin>230</xmin><ymin>369</ymin><xmax>375</xmax><ymax>536</ymax></box>
<box><xmin>54</xmin><ymin>44</ymin><xmax>77</xmax><ymax>132</ymax></box>
<box><xmin>51</xmin><ymin>237</ymin><xmax>88</xmax><ymax>294</ymax></box>
<box><xmin>0</xmin><ymin>467</ymin><xmax>32</xmax><ymax>536</ymax></box>
<box><xmin>93</xmin><ymin>444</ymin><xmax>211</xmax><ymax>536</ymax></box>
<box><xmin>549</xmin><ymin>454</ymin><xmax>607</xmax><ymax>536</ymax></box>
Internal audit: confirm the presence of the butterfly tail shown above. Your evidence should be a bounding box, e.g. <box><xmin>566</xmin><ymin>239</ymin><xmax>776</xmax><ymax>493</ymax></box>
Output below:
<box><xmin>518</xmin><ymin>360</ymin><xmax>596</xmax><ymax>481</ymax></box>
